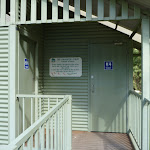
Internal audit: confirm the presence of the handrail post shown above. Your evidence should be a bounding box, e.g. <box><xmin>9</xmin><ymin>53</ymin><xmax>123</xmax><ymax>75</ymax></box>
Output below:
<box><xmin>10</xmin><ymin>0</ymin><xmax>16</xmax><ymax>24</ymax></box>
<box><xmin>2</xmin><ymin>94</ymin><xmax>72</xmax><ymax>149</ymax></box>
<box><xmin>35</xmin><ymin>44</ymin><xmax>39</xmax><ymax>121</ymax></box>
<box><xmin>66</xmin><ymin>95</ymin><xmax>72</xmax><ymax>150</ymax></box>
<box><xmin>141</xmin><ymin>16</ymin><xmax>150</xmax><ymax>150</ymax></box>
<box><xmin>9</xmin><ymin>25</ymin><xmax>18</xmax><ymax>142</ymax></box>
<box><xmin>128</xmin><ymin>91</ymin><xmax>142</xmax><ymax>148</ymax></box>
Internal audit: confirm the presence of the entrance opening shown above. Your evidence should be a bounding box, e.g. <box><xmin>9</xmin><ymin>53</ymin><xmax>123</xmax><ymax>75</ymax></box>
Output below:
<box><xmin>16</xmin><ymin>21</ymin><xmax>135</xmax><ymax>149</ymax></box>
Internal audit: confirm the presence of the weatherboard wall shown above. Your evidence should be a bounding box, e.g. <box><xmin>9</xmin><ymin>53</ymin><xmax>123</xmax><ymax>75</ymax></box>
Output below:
<box><xmin>0</xmin><ymin>27</ymin><xmax>9</xmax><ymax>144</ymax></box>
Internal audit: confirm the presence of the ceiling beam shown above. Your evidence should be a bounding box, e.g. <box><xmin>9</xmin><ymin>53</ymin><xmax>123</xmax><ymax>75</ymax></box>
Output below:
<box><xmin>129</xmin><ymin>20</ymin><xmax>141</xmax><ymax>39</ymax></box>
<box><xmin>115</xmin><ymin>21</ymin><xmax>120</xmax><ymax>30</ymax></box>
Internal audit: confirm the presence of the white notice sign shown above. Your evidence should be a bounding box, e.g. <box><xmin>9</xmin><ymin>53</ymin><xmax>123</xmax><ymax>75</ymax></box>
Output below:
<box><xmin>49</xmin><ymin>57</ymin><xmax>82</xmax><ymax>77</ymax></box>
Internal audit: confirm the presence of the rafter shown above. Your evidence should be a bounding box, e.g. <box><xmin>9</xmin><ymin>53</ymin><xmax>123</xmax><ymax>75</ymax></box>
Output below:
<box><xmin>129</xmin><ymin>21</ymin><xmax>141</xmax><ymax>39</ymax></box>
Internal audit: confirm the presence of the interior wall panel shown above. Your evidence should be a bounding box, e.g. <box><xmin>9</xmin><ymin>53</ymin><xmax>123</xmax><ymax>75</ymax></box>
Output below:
<box><xmin>43</xmin><ymin>22</ymin><xmax>129</xmax><ymax>131</ymax></box>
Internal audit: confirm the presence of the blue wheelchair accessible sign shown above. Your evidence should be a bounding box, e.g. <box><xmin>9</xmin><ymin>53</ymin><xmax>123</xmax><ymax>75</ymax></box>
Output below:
<box><xmin>24</xmin><ymin>58</ymin><xmax>29</xmax><ymax>70</ymax></box>
<box><xmin>104</xmin><ymin>61</ymin><xmax>113</xmax><ymax>70</ymax></box>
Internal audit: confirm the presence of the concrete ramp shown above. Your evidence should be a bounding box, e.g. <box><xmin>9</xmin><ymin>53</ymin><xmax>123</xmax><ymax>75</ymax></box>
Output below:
<box><xmin>72</xmin><ymin>131</ymin><xmax>134</xmax><ymax>150</ymax></box>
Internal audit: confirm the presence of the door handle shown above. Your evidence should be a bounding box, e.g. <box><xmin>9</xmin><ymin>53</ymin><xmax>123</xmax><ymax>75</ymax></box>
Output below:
<box><xmin>91</xmin><ymin>84</ymin><xmax>94</xmax><ymax>93</ymax></box>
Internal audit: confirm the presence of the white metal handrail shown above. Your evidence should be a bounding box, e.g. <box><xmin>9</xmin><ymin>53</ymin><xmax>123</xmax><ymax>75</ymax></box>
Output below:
<box><xmin>128</xmin><ymin>90</ymin><xmax>142</xmax><ymax>149</ymax></box>
<box><xmin>2</xmin><ymin>95</ymin><xmax>72</xmax><ymax>150</ymax></box>
<box><xmin>144</xmin><ymin>98</ymin><xmax>150</xmax><ymax>150</ymax></box>
<box><xmin>129</xmin><ymin>90</ymin><xmax>142</xmax><ymax>99</ymax></box>
<box><xmin>16</xmin><ymin>94</ymin><xmax>65</xmax><ymax>135</ymax></box>
<box><xmin>128</xmin><ymin>91</ymin><xmax>150</xmax><ymax>150</ymax></box>
<box><xmin>16</xmin><ymin>94</ymin><xmax>66</xmax><ymax>98</ymax></box>
<box><xmin>128</xmin><ymin>91</ymin><xmax>150</xmax><ymax>149</ymax></box>
<box><xmin>144</xmin><ymin>98</ymin><xmax>150</xmax><ymax>105</ymax></box>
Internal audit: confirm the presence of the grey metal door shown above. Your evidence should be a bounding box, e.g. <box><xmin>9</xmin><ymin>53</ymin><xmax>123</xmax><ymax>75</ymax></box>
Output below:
<box><xmin>90</xmin><ymin>43</ymin><xmax>127</xmax><ymax>133</ymax></box>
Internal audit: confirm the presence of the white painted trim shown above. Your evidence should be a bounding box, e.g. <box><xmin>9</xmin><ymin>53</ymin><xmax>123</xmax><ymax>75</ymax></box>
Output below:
<box><xmin>35</xmin><ymin>43</ymin><xmax>39</xmax><ymax>121</ymax></box>
<box><xmin>126</xmin><ymin>41</ymin><xmax>133</xmax><ymax>133</ymax></box>
<box><xmin>17</xmin><ymin>28</ymin><xmax>20</xmax><ymax>95</ymax></box>
<box><xmin>128</xmin><ymin>131</ymin><xmax>140</xmax><ymax>150</ymax></box>
<box><xmin>16</xmin><ymin>94</ymin><xmax>65</xmax><ymax>98</ymax></box>
<box><xmin>8</xmin><ymin>25</ymin><xmax>17</xmax><ymax>142</ymax></box>
<box><xmin>10</xmin><ymin>0</ymin><xmax>16</xmax><ymax>24</ymax></box>
<box><xmin>141</xmin><ymin>16</ymin><xmax>150</xmax><ymax>150</ymax></box>
<box><xmin>41</xmin><ymin>0</ymin><xmax>47</xmax><ymax>23</ymax></box>
<box><xmin>110</xmin><ymin>0</ymin><xmax>116</xmax><ymax>20</ymax></box>
<box><xmin>88</xmin><ymin>44</ymin><xmax>91</xmax><ymax>131</ymax></box>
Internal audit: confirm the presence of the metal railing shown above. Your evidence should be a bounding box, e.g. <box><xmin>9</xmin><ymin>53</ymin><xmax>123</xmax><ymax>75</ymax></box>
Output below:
<box><xmin>16</xmin><ymin>94</ymin><xmax>65</xmax><ymax>135</ymax></box>
<box><xmin>1</xmin><ymin>95</ymin><xmax>72</xmax><ymax>150</ymax></box>
<box><xmin>0</xmin><ymin>0</ymin><xmax>141</xmax><ymax>26</ymax></box>
<box><xmin>128</xmin><ymin>90</ymin><xmax>142</xmax><ymax>149</ymax></box>
<box><xmin>144</xmin><ymin>98</ymin><xmax>150</xmax><ymax>150</ymax></box>
<box><xmin>128</xmin><ymin>90</ymin><xmax>150</xmax><ymax>149</ymax></box>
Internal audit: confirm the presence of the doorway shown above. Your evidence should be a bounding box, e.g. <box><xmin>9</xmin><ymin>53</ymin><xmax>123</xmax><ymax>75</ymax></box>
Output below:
<box><xmin>90</xmin><ymin>43</ymin><xmax>128</xmax><ymax>133</ymax></box>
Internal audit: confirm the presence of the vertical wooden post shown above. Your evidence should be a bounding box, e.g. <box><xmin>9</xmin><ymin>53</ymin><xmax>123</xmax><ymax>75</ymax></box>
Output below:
<box><xmin>46</xmin><ymin>120</ymin><xmax>50</xmax><ymax>150</ymax></box>
<box><xmin>141</xmin><ymin>16</ymin><xmax>150</xmax><ymax>150</ymax></box>
<box><xmin>35</xmin><ymin>44</ymin><xmax>39</xmax><ymax>121</ymax></box>
<box><xmin>74</xmin><ymin>0</ymin><xmax>80</xmax><ymax>21</ymax></box>
<box><xmin>127</xmin><ymin>41</ymin><xmax>133</xmax><ymax>133</ymax></box>
<box><xmin>52</xmin><ymin>0</ymin><xmax>58</xmax><ymax>22</ymax></box>
<box><xmin>41</xmin><ymin>0</ymin><xmax>47</xmax><ymax>23</ymax></box>
<box><xmin>21</xmin><ymin>0</ymin><xmax>27</xmax><ymax>24</ymax></box>
<box><xmin>66</xmin><ymin>96</ymin><xmax>72</xmax><ymax>150</ymax></box>
<box><xmin>1</xmin><ymin>0</ymin><xmax>6</xmax><ymax>25</ymax></box>
<box><xmin>31</xmin><ymin>0</ymin><xmax>37</xmax><ymax>23</ymax></box>
<box><xmin>134</xmin><ymin>6</ymin><xmax>141</xmax><ymax>19</ymax></box>
<box><xmin>63</xmin><ymin>0</ymin><xmax>69</xmax><ymax>22</ymax></box>
<box><xmin>86</xmin><ymin>0</ymin><xmax>92</xmax><ymax>21</ymax></box>
<box><xmin>110</xmin><ymin>0</ymin><xmax>116</xmax><ymax>20</ymax></box>
<box><xmin>98</xmin><ymin>0</ymin><xmax>104</xmax><ymax>20</ymax></box>
<box><xmin>10</xmin><ymin>0</ymin><xmax>16</xmax><ymax>24</ymax></box>
<box><xmin>35</xmin><ymin>130</ymin><xmax>39</xmax><ymax>149</ymax></box>
<box><xmin>122</xmin><ymin>0</ymin><xmax>128</xmax><ymax>19</ymax></box>
<box><xmin>8</xmin><ymin>25</ymin><xmax>17</xmax><ymax>142</ymax></box>
<box><xmin>51</xmin><ymin>116</ymin><xmax>53</xmax><ymax>150</ymax></box>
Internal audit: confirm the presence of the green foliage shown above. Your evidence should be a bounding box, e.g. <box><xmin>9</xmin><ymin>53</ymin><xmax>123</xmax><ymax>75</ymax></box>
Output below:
<box><xmin>133</xmin><ymin>49</ymin><xmax>141</xmax><ymax>91</ymax></box>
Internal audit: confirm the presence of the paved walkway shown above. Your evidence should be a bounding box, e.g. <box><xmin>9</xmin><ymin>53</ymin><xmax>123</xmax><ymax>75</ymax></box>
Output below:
<box><xmin>72</xmin><ymin>131</ymin><xmax>134</xmax><ymax>150</ymax></box>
